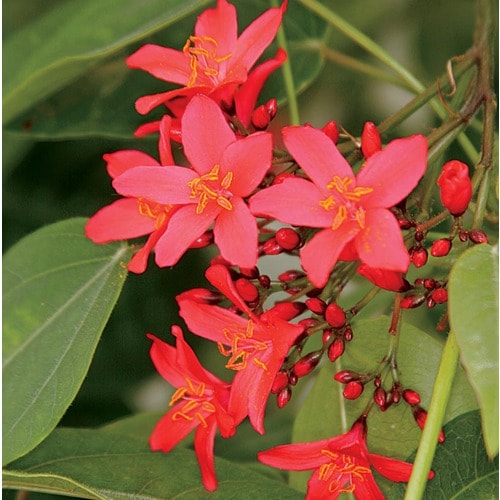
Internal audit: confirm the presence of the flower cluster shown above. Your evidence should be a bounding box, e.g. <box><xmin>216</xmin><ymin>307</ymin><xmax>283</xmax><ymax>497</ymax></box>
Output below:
<box><xmin>84</xmin><ymin>0</ymin><xmax>485</xmax><ymax>496</ymax></box>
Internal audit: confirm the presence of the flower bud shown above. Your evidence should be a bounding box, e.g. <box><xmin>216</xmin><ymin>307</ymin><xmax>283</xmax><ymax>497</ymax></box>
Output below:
<box><xmin>298</xmin><ymin>318</ymin><xmax>319</xmax><ymax>333</ymax></box>
<box><xmin>413</xmin><ymin>407</ymin><xmax>445</xmax><ymax>443</ymax></box>
<box><xmin>262</xmin><ymin>237</ymin><xmax>282</xmax><ymax>255</ymax></box>
<box><xmin>305</xmin><ymin>297</ymin><xmax>327</xmax><ymax>315</ymax></box>
<box><xmin>292</xmin><ymin>351</ymin><xmax>322</xmax><ymax>378</ymax></box>
<box><xmin>400</xmin><ymin>294</ymin><xmax>426</xmax><ymax>309</ymax></box>
<box><xmin>361</xmin><ymin>121</ymin><xmax>382</xmax><ymax>158</ymax></box>
<box><xmin>262</xmin><ymin>301</ymin><xmax>306</xmax><ymax>321</ymax></box>
<box><xmin>278</xmin><ymin>270</ymin><xmax>305</xmax><ymax>282</ymax></box>
<box><xmin>343</xmin><ymin>381</ymin><xmax>364</xmax><ymax>400</ymax></box>
<box><xmin>327</xmin><ymin>337</ymin><xmax>345</xmax><ymax>362</ymax></box>
<box><xmin>235</xmin><ymin>278</ymin><xmax>259</xmax><ymax>303</ymax></box>
<box><xmin>333</xmin><ymin>370</ymin><xmax>359</xmax><ymax>383</ymax></box>
<box><xmin>325</xmin><ymin>303</ymin><xmax>346</xmax><ymax>328</ymax></box>
<box><xmin>437</xmin><ymin>160</ymin><xmax>473</xmax><ymax>216</ymax></box>
<box><xmin>265</xmin><ymin>98</ymin><xmax>278</xmax><ymax>120</ymax></box>
<box><xmin>275</xmin><ymin>227</ymin><xmax>301</xmax><ymax>250</ymax></box>
<box><xmin>357</xmin><ymin>264</ymin><xmax>411</xmax><ymax>292</ymax></box>
<box><xmin>322</xmin><ymin>329</ymin><xmax>333</xmax><ymax>344</ymax></box>
<box><xmin>343</xmin><ymin>327</ymin><xmax>354</xmax><ymax>341</ymax></box>
<box><xmin>277</xmin><ymin>386</ymin><xmax>292</xmax><ymax>408</ymax></box>
<box><xmin>431</xmin><ymin>288</ymin><xmax>448</xmax><ymax>304</ymax></box>
<box><xmin>403</xmin><ymin>389</ymin><xmax>421</xmax><ymax>406</ymax></box>
<box><xmin>423</xmin><ymin>278</ymin><xmax>436</xmax><ymax>290</ymax></box>
<box><xmin>373</xmin><ymin>387</ymin><xmax>386</xmax><ymax>408</ymax></box>
<box><xmin>322</xmin><ymin>120</ymin><xmax>339</xmax><ymax>144</ymax></box>
<box><xmin>271</xmin><ymin>371</ymin><xmax>289</xmax><ymax>394</ymax></box>
<box><xmin>459</xmin><ymin>230</ymin><xmax>469</xmax><ymax>242</ymax></box>
<box><xmin>430</xmin><ymin>238</ymin><xmax>452</xmax><ymax>257</ymax></box>
<box><xmin>239</xmin><ymin>267</ymin><xmax>260</xmax><ymax>279</ymax></box>
<box><xmin>468</xmin><ymin>229</ymin><xmax>489</xmax><ymax>244</ymax></box>
<box><xmin>410</xmin><ymin>246</ymin><xmax>428</xmax><ymax>268</ymax></box>
<box><xmin>258</xmin><ymin>274</ymin><xmax>271</xmax><ymax>288</ymax></box>
<box><xmin>251</xmin><ymin>104</ymin><xmax>271</xmax><ymax>130</ymax></box>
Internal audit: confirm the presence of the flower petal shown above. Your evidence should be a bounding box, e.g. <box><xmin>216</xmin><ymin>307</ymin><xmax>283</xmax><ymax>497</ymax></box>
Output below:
<box><xmin>283</xmin><ymin>126</ymin><xmax>354</xmax><ymax>189</ymax></box>
<box><xmin>127</xmin><ymin>225</ymin><xmax>167</xmax><ymax>274</ymax></box>
<box><xmin>103</xmin><ymin>150</ymin><xmax>160</xmax><ymax>179</ymax></box>
<box><xmin>258</xmin><ymin>439</ymin><xmax>332</xmax><ymax>470</ymax></box>
<box><xmin>112</xmin><ymin>166</ymin><xmax>195</xmax><ymax>204</ymax></box>
<box><xmin>249</xmin><ymin>177</ymin><xmax>333</xmax><ymax>228</ymax></box>
<box><xmin>154</xmin><ymin>204</ymin><xmax>217</xmax><ymax>267</ymax></box>
<box><xmin>194</xmin><ymin>421</ymin><xmax>219</xmax><ymax>492</ymax></box>
<box><xmin>126</xmin><ymin>44</ymin><xmax>190</xmax><ymax>85</ymax></box>
<box><xmin>134</xmin><ymin>86</ymin><xmax>206</xmax><ymax>115</ymax></box>
<box><xmin>214</xmin><ymin>197</ymin><xmax>258</xmax><ymax>269</ymax></box>
<box><xmin>158</xmin><ymin>115</ymin><xmax>175</xmax><ymax>165</ymax></box>
<box><xmin>85</xmin><ymin>198</ymin><xmax>155</xmax><ymax>243</ymax></box>
<box><xmin>221</xmin><ymin>132</ymin><xmax>272</xmax><ymax>196</ymax></box>
<box><xmin>355</xmin><ymin>208</ymin><xmax>410</xmax><ymax>272</ymax></box>
<box><xmin>182</xmin><ymin>95</ymin><xmax>235</xmax><ymax>174</ymax></box>
<box><xmin>368</xmin><ymin>453</ymin><xmax>417</xmax><ymax>482</ymax></box>
<box><xmin>356</xmin><ymin>135</ymin><xmax>427</xmax><ymax>208</ymax></box>
<box><xmin>301</xmin><ymin>225</ymin><xmax>359</xmax><ymax>288</ymax></box>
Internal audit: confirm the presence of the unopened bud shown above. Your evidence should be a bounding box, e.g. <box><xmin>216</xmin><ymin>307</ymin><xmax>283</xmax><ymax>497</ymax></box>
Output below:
<box><xmin>325</xmin><ymin>303</ymin><xmax>346</xmax><ymax>328</ymax></box>
<box><xmin>469</xmin><ymin>229</ymin><xmax>488</xmax><ymax>244</ymax></box>
<box><xmin>293</xmin><ymin>351</ymin><xmax>322</xmax><ymax>378</ymax></box>
<box><xmin>400</xmin><ymin>294</ymin><xmax>426</xmax><ymax>309</ymax></box>
<box><xmin>322</xmin><ymin>329</ymin><xmax>333</xmax><ymax>344</ymax></box>
<box><xmin>334</xmin><ymin>370</ymin><xmax>359</xmax><ymax>383</ymax></box>
<box><xmin>399</xmin><ymin>219</ymin><xmax>414</xmax><ymax>230</ymax></box>
<box><xmin>262</xmin><ymin>237</ymin><xmax>282</xmax><ymax>255</ymax></box>
<box><xmin>459</xmin><ymin>230</ymin><xmax>469</xmax><ymax>242</ymax></box>
<box><xmin>189</xmin><ymin>230</ymin><xmax>214</xmax><ymax>248</ymax></box>
<box><xmin>437</xmin><ymin>160</ymin><xmax>473</xmax><ymax>216</ymax></box>
<box><xmin>403</xmin><ymin>389</ymin><xmax>421</xmax><ymax>406</ymax></box>
<box><xmin>278</xmin><ymin>270</ymin><xmax>305</xmax><ymax>282</ymax></box>
<box><xmin>251</xmin><ymin>104</ymin><xmax>271</xmax><ymax>130</ymax></box>
<box><xmin>430</xmin><ymin>238</ymin><xmax>452</xmax><ymax>257</ymax></box>
<box><xmin>423</xmin><ymin>278</ymin><xmax>436</xmax><ymax>290</ymax></box>
<box><xmin>373</xmin><ymin>387</ymin><xmax>386</xmax><ymax>408</ymax></box>
<box><xmin>361</xmin><ymin>121</ymin><xmax>382</xmax><ymax>158</ymax></box>
<box><xmin>275</xmin><ymin>227</ymin><xmax>301</xmax><ymax>250</ymax></box>
<box><xmin>239</xmin><ymin>267</ymin><xmax>260</xmax><ymax>279</ymax></box>
<box><xmin>431</xmin><ymin>288</ymin><xmax>448</xmax><ymax>304</ymax></box>
<box><xmin>277</xmin><ymin>386</ymin><xmax>292</xmax><ymax>408</ymax></box>
<box><xmin>413</xmin><ymin>407</ymin><xmax>445</xmax><ymax>443</ymax></box>
<box><xmin>343</xmin><ymin>381</ymin><xmax>364</xmax><ymax>400</ymax></box>
<box><xmin>410</xmin><ymin>246</ymin><xmax>428</xmax><ymax>268</ymax></box>
<box><xmin>258</xmin><ymin>274</ymin><xmax>271</xmax><ymax>288</ymax></box>
<box><xmin>265</xmin><ymin>98</ymin><xmax>278</xmax><ymax>120</ymax></box>
<box><xmin>235</xmin><ymin>278</ymin><xmax>259</xmax><ymax>303</ymax></box>
<box><xmin>305</xmin><ymin>297</ymin><xmax>327</xmax><ymax>315</ymax></box>
<box><xmin>322</xmin><ymin>120</ymin><xmax>339</xmax><ymax>144</ymax></box>
<box><xmin>343</xmin><ymin>327</ymin><xmax>354</xmax><ymax>341</ymax></box>
<box><xmin>327</xmin><ymin>337</ymin><xmax>345</xmax><ymax>362</ymax></box>
<box><xmin>298</xmin><ymin>318</ymin><xmax>319</xmax><ymax>331</ymax></box>
<box><xmin>271</xmin><ymin>371</ymin><xmax>289</xmax><ymax>394</ymax></box>
<box><xmin>262</xmin><ymin>301</ymin><xmax>306</xmax><ymax>321</ymax></box>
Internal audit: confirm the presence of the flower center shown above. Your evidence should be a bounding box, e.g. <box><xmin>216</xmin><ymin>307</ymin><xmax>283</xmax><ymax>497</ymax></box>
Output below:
<box><xmin>188</xmin><ymin>164</ymin><xmax>234</xmax><ymax>214</ymax></box>
<box><xmin>217</xmin><ymin>319</ymin><xmax>269</xmax><ymax>371</ymax></box>
<box><xmin>183</xmin><ymin>35</ymin><xmax>233</xmax><ymax>87</ymax></box>
<box><xmin>137</xmin><ymin>198</ymin><xmax>173</xmax><ymax>229</ymax></box>
<box><xmin>319</xmin><ymin>450</ymin><xmax>372</xmax><ymax>495</ymax></box>
<box><xmin>169</xmin><ymin>377</ymin><xmax>216</xmax><ymax>428</ymax></box>
<box><xmin>319</xmin><ymin>175</ymin><xmax>373</xmax><ymax>230</ymax></box>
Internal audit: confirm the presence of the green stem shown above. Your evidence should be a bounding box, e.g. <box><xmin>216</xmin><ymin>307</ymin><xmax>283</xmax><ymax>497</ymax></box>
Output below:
<box><xmin>272</xmin><ymin>0</ymin><xmax>300</xmax><ymax>125</ymax></box>
<box><xmin>404</xmin><ymin>331</ymin><xmax>459</xmax><ymax>500</ymax></box>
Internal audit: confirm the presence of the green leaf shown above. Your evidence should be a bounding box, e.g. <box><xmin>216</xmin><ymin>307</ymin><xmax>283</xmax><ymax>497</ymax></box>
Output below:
<box><xmin>290</xmin><ymin>317</ymin><xmax>478</xmax><ymax>492</ymax></box>
<box><xmin>3</xmin><ymin>427</ymin><xmax>303</xmax><ymax>499</ymax></box>
<box><xmin>448</xmin><ymin>243</ymin><xmax>499</xmax><ymax>459</ymax></box>
<box><xmin>3</xmin><ymin>0</ymin><xmax>212</xmax><ymax>124</ymax></box>
<box><xmin>3</xmin><ymin>218</ymin><xmax>133</xmax><ymax>466</ymax></box>
<box><xmin>389</xmin><ymin>410</ymin><xmax>499</xmax><ymax>499</ymax></box>
<box><xmin>4</xmin><ymin>1</ymin><xmax>328</xmax><ymax>140</ymax></box>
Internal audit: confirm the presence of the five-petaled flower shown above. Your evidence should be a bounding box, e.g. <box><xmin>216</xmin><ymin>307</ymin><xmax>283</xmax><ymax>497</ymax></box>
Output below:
<box><xmin>177</xmin><ymin>264</ymin><xmax>304</xmax><ymax>434</ymax></box>
<box><xmin>85</xmin><ymin>115</ymin><xmax>178</xmax><ymax>273</ymax></box>
<box><xmin>249</xmin><ymin>125</ymin><xmax>428</xmax><ymax>287</ymax></box>
<box><xmin>113</xmin><ymin>94</ymin><xmax>273</xmax><ymax>269</ymax></box>
<box><xmin>148</xmin><ymin>326</ymin><xmax>235</xmax><ymax>492</ymax></box>
<box><xmin>258</xmin><ymin>417</ymin><xmax>433</xmax><ymax>499</ymax></box>
<box><xmin>127</xmin><ymin>0</ymin><xmax>287</xmax><ymax>136</ymax></box>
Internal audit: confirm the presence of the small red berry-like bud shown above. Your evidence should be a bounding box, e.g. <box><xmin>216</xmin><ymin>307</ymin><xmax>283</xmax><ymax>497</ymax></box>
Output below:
<box><xmin>410</xmin><ymin>246</ymin><xmax>428</xmax><ymax>268</ymax></box>
<box><xmin>468</xmin><ymin>229</ymin><xmax>489</xmax><ymax>244</ymax></box>
<box><xmin>431</xmin><ymin>238</ymin><xmax>452</xmax><ymax>257</ymax></box>
<box><xmin>427</xmin><ymin>296</ymin><xmax>436</xmax><ymax>309</ymax></box>
<box><xmin>272</xmin><ymin>172</ymin><xmax>295</xmax><ymax>185</ymax></box>
<box><xmin>334</xmin><ymin>370</ymin><xmax>359</xmax><ymax>383</ymax></box>
<box><xmin>325</xmin><ymin>303</ymin><xmax>346</xmax><ymax>328</ymax></box>
<box><xmin>437</xmin><ymin>160</ymin><xmax>473</xmax><ymax>216</ymax></box>
<box><xmin>459</xmin><ymin>230</ymin><xmax>469</xmax><ymax>242</ymax></box>
<box><xmin>343</xmin><ymin>381</ymin><xmax>364</xmax><ymax>400</ymax></box>
<box><xmin>262</xmin><ymin>237</ymin><xmax>282</xmax><ymax>255</ymax></box>
<box><xmin>275</xmin><ymin>227</ymin><xmax>301</xmax><ymax>250</ymax></box>
<box><xmin>322</xmin><ymin>329</ymin><xmax>333</xmax><ymax>344</ymax></box>
<box><xmin>431</xmin><ymin>288</ymin><xmax>448</xmax><ymax>304</ymax></box>
<box><xmin>423</xmin><ymin>278</ymin><xmax>436</xmax><ymax>290</ymax></box>
<box><xmin>288</xmin><ymin>372</ymin><xmax>298</xmax><ymax>386</ymax></box>
<box><xmin>327</xmin><ymin>337</ymin><xmax>345</xmax><ymax>362</ymax></box>
<box><xmin>361</xmin><ymin>121</ymin><xmax>382</xmax><ymax>158</ymax></box>
<box><xmin>298</xmin><ymin>318</ymin><xmax>319</xmax><ymax>331</ymax></box>
<box><xmin>357</xmin><ymin>264</ymin><xmax>411</xmax><ymax>292</ymax></box>
<box><xmin>251</xmin><ymin>104</ymin><xmax>271</xmax><ymax>130</ymax></box>
<box><xmin>293</xmin><ymin>351</ymin><xmax>322</xmax><ymax>378</ymax></box>
<box><xmin>265</xmin><ymin>98</ymin><xmax>278</xmax><ymax>120</ymax></box>
<box><xmin>271</xmin><ymin>371</ymin><xmax>289</xmax><ymax>394</ymax></box>
<box><xmin>258</xmin><ymin>274</ymin><xmax>271</xmax><ymax>288</ymax></box>
<box><xmin>403</xmin><ymin>389</ymin><xmax>421</xmax><ymax>406</ymax></box>
<box><xmin>189</xmin><ymin>230</ymin><xmax>214</xmax><ymax>248</ymax></box>
<box><xmin>262</xmin><ymin>301</ymin><xmax>306</xmax><ymax>321</ymax></box>
<box><xmin>374</xmin><ymin>376</ymin><xmax>382</xmax><ymax>388</ymax></box>
<box><xmin>239</xmin><ymin>267</ymin><xmax>260</xmax><ymax>279</ymax></box>
<box><xmin>400</xmin><ymin>294</ymin><xmax>426</xmax><ymax>309</ymax></box>
<box><xmin>278</xmin><ymin>269</ymin><xmax>305</xmax><ymax>282</ymax></box>
<box><xmin>305</xmin><ymin>297</ymin><xmax>327</xmax><ymax>315</ymax></box>
<box><xmin>391</xmin><ymin>383</ymin><xmax>402</xmax><ymax>404</ymax></box>
<box><xmin>415</xmin><ymin>229</ymin><xmax>425</xmax><ymax>242</ymax></box>
<box><xmin>399</xmin><ymin>218</ymin><xmax>414</xmax><ymax>230</ymax></box>
<box><xmin>322</xmin><ymin>120</ymin><xmax>339</xmax><ymax>144</ymax></box>
<box><xmin>277</xmin><ymin>386</ymin><xmax>292</xmax><ymax>408</ymax></box>
<box><xmin>235</xmin><ymin>278</ymin><xmax>259</xmax><ymax>303</ymax></box>
<box><xmin>343</xmin><ymin>327</ymin><xmax>354</xmax><ymax>341</ymax></box>
<box><xmin>373</xmin><ymin>387</ymin><xmax>386</xmax><ymax>408</ymax></box>
<box><xmin>413</xmin><ymin>407</ymin><xmax>445</xmax><ymax>443</ymax></box>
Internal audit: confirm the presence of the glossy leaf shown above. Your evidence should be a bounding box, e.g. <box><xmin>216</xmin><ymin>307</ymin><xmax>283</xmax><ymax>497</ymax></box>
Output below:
<box><xmin>3</xmin><ymin>0</ymin><xmax>212</xmax><ymax>124</ymax></box>
<box><xmin>448</xmin><ymin>243</ymin><xmax>499</xmax><ymax>458</ymax></box>
<box><xmin>3</xmin><ymin>427</ymin><xmax>303</xmax><ymax>499</ymax></box>
<box><xmin>389</xmin><ymin>410</ymin><xmax>499</xmax><ymax>499</ymax></box>
<box><xmin>290</xmin><ymin>316</ymin><xmax>478</xmax><ymax>492</ymax></box>
<box><xmin>3</xmin><ymin>218</ymin><xmax>133</xmax><ymax>465</ymax></box>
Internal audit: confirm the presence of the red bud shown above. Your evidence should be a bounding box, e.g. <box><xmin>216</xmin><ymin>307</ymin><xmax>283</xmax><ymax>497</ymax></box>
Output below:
<box><xmin>430</xmin><ymin>238</ymin><xmax>452</xmax><ymax>257</ymax></box>
<box><xmin>262</xmin><ymin>301</ymin><xmax>306</xmax><ymax>321</ymax></box>
<box><xmin>277</xmin><ymin>386</ymin><xmax>292</xmax><ymax>408</ymax></box>
<box><xmin>327</xmin><ymin>337</ymin><xmax>345</xmax><ymax>362</ymax></box>
<box><xmin>468</xmin><ymin>229</ymin><xmax>489</xmax><ymax>244</ymax></box>
<box><xmin>293</xmin><ymin>351</ymin><xmax>322</xmax><ymax>378</ymax></box>
<box><xmin>251</xmin><ymin>104</ymin><xmax>271</xmax><ymax>130</ymax></box>
<box><xmin>322</xmin><ymin>120</ymin><xmax>339</xmax><ymax>144</ymax></box>
<box><xmin>235</xmin><ymin>278</ymin><xmax>259</xmax><ymax>303</ymax></box>
<box><xmin>275</xmin><ymin>227</ymin><xmax>301</xmax><ymax>250</ymax></box>
<box><xmin>373</xmin><ymin>387</ymin><xmax>386</xmax><ymax>408</ymax></box>
<box><xmin>361</xmin><ymin>121</ymin><xmax>382</xmax><ymax>158</ymax></box>
<box><xmin>258</xmin><ymin>274</ymin><xmax>271</xmax><ymax>288</ymax></box>
<box><xmin>410</xmin><ymin>246</ymin><xmax>428</xmax><ymax>268</ymax></box>
<box><xmin>437</xmin><ymin>160</ymin><xmax>472</xmax><ymax>216</ymax></box>
<box><xmin>343</xmin><ymin>381</ymin><xmax>364</xmax><ymax>400</ymax></box>
<box><xmin>265</xmin><ymin>98</ymin><xmax>278</xmax><ymax>120</ymax></box>
<box><xmin>305</xmin><ymin>297</ymin><xmax>327</xmax><ymax>315</ymax></box>
<box><xmin>325</xmin><ymin>303</ymin><xmax>346</xmax><ymax>328</ymax></box>
<box><xmin>278</xmin><ymin>270</ymin><xmax>305</xmax><ymax>282</ymax></box>
<box><xmin>413</xmin><ymin>407</ymin><xmax>445</xmax><ymax>443</ymax></box>
<box><xmin>271</xmin><ymin>371</ymin><xmax>289</xmax><ymax>394</ymax></box>
<box><xmin>400</xmin><ymin>294</ymin><xmax>426</xmax><ymax>309</ymax></box>
<box><xmin>334</xmin><ymin>370</ymin><xmax>359</xmax><ymax>383</ymax></box>
<box><xmin>403</xmin><ymin>389</ymin><xmax>421</xmax><ymax>406</ymax></box>
<box><xmin>431</xmin><ymin>288</ymin><xmax>448</xmax><ymax>304</ymax></box>
<box><xmin>262</xmin><ymin>237</ymin><xmax>282</xmax><ymax>255</ymax></box>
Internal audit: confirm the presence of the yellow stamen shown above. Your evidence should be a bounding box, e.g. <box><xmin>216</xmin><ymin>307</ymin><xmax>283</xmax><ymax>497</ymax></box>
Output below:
<box><xmin>188</xmin><ymin>164</ymin><xmax>234</xmax><ymax>214</ymax></box>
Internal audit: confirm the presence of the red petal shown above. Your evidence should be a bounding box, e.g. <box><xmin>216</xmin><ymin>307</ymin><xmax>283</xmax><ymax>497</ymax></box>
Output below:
<box><xmin>258</xmin><ymin>440</ymin><xmax>332</xmax><ymax>470</ymax></box>
<box><xmin>355</xmin><ymin>208</ymin><xmax>410</xmax><ymax>272</ymax></box>
<box><xmin>283</xmin><ymin>126</ymin><xmax>354</xmax><ymax>190</ymax></box>
<box><xmin>194</xmin><ymin>422</ymin><xmax>219</xmax><ymax>492</ymax></box>
<box><xmin>103</xmin><ymin>150</ymin><xmax>159</xmax><ymax>179</ymax></box>
<box><xmin>158</xmin><ymin>115</ymin><xmax>175</xmax><ymax>165</ymax></box>
<box><xmin>181</xmin><ymin>95</ymin><xmax>235</xmax><ymax>174</ymax></box>
<box><xmin>368</xmin><ymin>453</ymin><xmax>417</xmax><ymax>482</ymax></box>
<box><xmin>85</xmin><ymin>198</ymin><xmax>155</xmax><ymax>243</ymax></box>
<box><xmin>357</xmin><ymin>135</ymin><xmax>427</xmax><ymax>208</ymax></box>
<box><xmin>127</xmin><ymin>225</ymin><xmax>167</xmax><ymax>274</ymax></box>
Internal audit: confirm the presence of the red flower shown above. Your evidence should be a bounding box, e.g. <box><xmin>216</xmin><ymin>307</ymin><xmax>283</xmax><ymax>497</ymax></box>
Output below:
<box><xmin>113</xmin><ymin>95</ymin><xmax>273</xmax><ymax>269</ymax></box>
<box><xmin>436</xmin><ymin>159</ymin><xmax>472</xmax><ymax>216</ymax></box>
<box><xmin>258</xmin><ymin>418</ymin><xmax>433</xmax><ymax>499</ymax></box>
<box><xmin>85</xmin><ymin>116</ymin><xmax>177</xmax><ymax>273</ymax></box>
<box><xmin>127</xmin><ymin>0</ymin><xmax>287</xmax><ymax>133</ymax></box>
<box><xmin>177</xmin><ymin>264</ymin><xmax>303</xmax><ymax>434</ymax></box>
<box><xmin>250</xmin><ymin>125</ymin><xmax>427</xmax><ymax>287</ymax></box>
<box><xmin>148</xmin><ymin>326</ymin><xmax>235</xmax><ymax>491</ymax></box>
